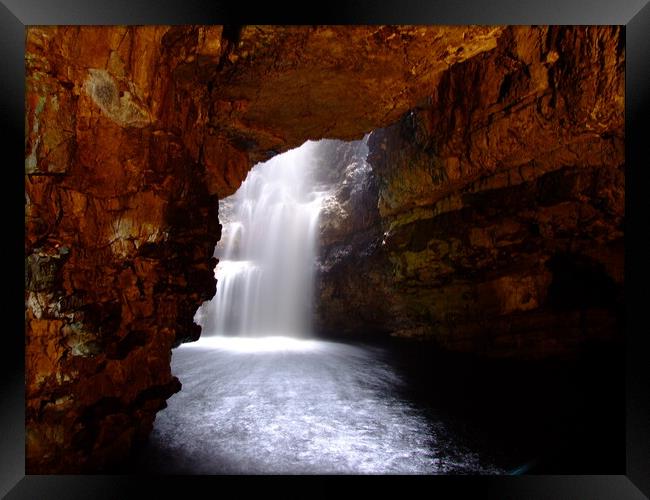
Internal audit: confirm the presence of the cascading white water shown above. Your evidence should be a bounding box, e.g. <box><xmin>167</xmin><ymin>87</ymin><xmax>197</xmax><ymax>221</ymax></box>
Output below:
<box><xmin>195</xmin><ymin>141</ymin><xmax>326</xmax><ymax>338</ymax></box>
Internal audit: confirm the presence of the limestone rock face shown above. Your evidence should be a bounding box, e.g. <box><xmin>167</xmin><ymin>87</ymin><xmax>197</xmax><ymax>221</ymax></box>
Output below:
<box><xmin>25</xmin><ymin>26</ymin><xmax>225</xmax><ymax>473</ymax></box>
<box><xmin>25</xmin><ymin>25</ymin><xmax>504</xmax><ymax>473</ymax></box>
<box><xmin>315</xmin><ymin>26</ymin><xmax>624</xmax><ymax>356</ymax></box>
<box><xmin>202</xmin><ymin>25</ymin><xmax>504</xmax><ymax>165</ymax></box>
<box><xmin>311</xmin><ymin>139</ymin><xmax>389</xmax><ymax>334</ymax></box>
<box><xmin>25</xmin><ymin>24</ymin><xmax>624</xmax><ymax>473</ymax></box>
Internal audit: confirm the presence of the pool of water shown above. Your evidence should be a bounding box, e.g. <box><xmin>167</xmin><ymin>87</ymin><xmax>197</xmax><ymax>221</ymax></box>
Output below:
<box><xmin>134</xmin><ymin>335</ymin><xmax>623</xmax><ymax>475</ymax></box>
<box><xmin>135</xmin><ymin>336</ymin><xmax>503</xmax><ymax>474</ymax></box>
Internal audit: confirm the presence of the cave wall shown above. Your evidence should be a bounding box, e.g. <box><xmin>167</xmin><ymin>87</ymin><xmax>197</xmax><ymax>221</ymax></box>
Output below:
<box><xmin>24</xmin><ymin>25</ymin><xmax>504</xmax><ymax>473</ymax></box>
<box><xmin>24</xmin><ymin>26</ymin><xmax>228</xmax><ymax>473</ymax></box>
<box><xmin>316</xmin><ymin>26</ymin><xmax>624</xmax><ymax>357</ymax></box>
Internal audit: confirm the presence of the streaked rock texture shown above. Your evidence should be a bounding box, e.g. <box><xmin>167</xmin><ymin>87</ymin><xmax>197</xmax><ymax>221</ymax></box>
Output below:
<box><xmin>25</xmin><ymin>25</ymin><xmax>504</xmax><ymax>473</ymax></box>
<box><xmin>315</xmin><ymin>26</ymin><xmax>624</xmax><ymax>358</ymax></box>
<box><xmin>25</xmin><ymin>26</ymin><xmax>224</xmax><ymax>473</ymax></box>
<box><xmin>25</xmin><ymin>24</ymin><xmax>624</xmax><ymax>474</ymax></box>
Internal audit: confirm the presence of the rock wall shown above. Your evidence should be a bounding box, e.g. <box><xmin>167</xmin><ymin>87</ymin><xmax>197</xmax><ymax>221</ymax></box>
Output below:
<box><xmin>316</xmin><ymin>26</ymin><xmax>625</xmax><ymax>357</ymax></box>
<box><xmin>25</xmin><ymin>26</ymin><xmax>226</xmax><ymax>473</ymax></box>
<box><xmin>24</xmin><ymin>25</ymin><xmax>504</xmax><ymax>473</ymax></box>
<box><xmin>312</xmin><ymin>139</ymin><xmax>389</xmax><ymax>334</ymax></box>
<box><xmin>25</xmin><ymin>23</ymin><xmax>624</xmax><ymax>473</ymax></box>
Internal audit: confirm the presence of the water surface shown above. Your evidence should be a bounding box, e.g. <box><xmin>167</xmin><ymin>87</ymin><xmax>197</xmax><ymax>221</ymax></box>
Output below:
<box><xmin>139</xmin><ymin>336</ymin><xmax>502</xmax><ymax>474</ymax></box>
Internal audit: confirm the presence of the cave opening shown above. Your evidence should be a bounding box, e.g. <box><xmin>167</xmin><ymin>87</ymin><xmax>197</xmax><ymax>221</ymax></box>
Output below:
<box><xmin>136</xmin><ymin>137</ymin><xmax>511</xmax><ymax>475</ymax></box>
<box><xmin>24</xmin><ymin>25</ymin><xmax>625</xmax><ymax>477</ymax></box>
<box><xmin>137</xmin><ymin>137</ymin><xmax>501</xmax><ymax>474</ymax></box>
<box><xmin>135</xmin><ymin>131</ymin><xmax>624</xmax><ymax>476</ymax></box>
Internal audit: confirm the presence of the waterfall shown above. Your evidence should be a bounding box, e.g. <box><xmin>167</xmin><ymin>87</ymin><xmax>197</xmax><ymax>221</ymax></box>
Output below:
<box><xmin>195</xmin><ymin>141</ymin><xmax>326</xmax><ymax>338</ymax></box>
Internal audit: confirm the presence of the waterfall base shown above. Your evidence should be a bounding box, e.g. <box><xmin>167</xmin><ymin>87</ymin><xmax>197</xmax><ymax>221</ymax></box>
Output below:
<box><xmin>134</xmin><ymin>335</ymin><xmax>623</xmax><ymax>475</ymax></box>
<box><xmin>135</xmin><ymin>337</ymin><xmax>501</xmax><ymax>474</ymax></box>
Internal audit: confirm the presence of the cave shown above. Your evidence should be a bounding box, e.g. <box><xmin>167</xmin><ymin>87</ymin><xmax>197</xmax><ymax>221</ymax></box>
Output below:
<box><xmin>24</xmin><ymin>25</ymin><xmax>624</xmax><ymax>474</ymax></box>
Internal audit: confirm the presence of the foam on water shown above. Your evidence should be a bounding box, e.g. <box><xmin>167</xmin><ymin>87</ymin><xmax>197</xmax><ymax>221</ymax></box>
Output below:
<box><xmin>143</xmin><ymin>338</ymin><xmax>502</xmax><ymax>474</ymax></box>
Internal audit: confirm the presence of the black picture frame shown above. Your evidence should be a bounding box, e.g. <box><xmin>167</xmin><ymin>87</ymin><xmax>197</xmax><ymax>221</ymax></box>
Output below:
<box><xmin>2</xmin><ymin>1</ymin><xmax>648</xmax><ymax>497</ymax></box>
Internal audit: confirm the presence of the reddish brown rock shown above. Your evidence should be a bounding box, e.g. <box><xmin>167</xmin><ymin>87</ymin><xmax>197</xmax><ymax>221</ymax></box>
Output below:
<box><xmin>24</xmin><ymin>24</ymin><xmax>504</xmax><ymax>474</ymax></box>
<box><xmin>25</xmin><ymin>26</ymin><xmax>223</xmax><ymax>473</ymax></box>
<box><xmin>315</xmin><ymin>26</ymin><xmax>624</xmax><ymax>357</ymax></box>
<box><xmin>201</xmin><ymin>25</ymin><xmax>504</xmax><ymax>165</ymax></box>
<box><xmin>24</xmin><ymin>24</ymin><xmax>623</xmax><ymax>474</ymax></box>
